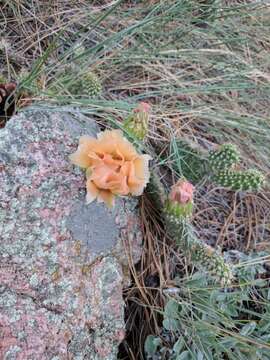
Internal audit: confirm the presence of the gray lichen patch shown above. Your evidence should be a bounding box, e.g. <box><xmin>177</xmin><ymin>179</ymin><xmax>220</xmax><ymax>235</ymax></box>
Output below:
<box><xmin>67</xmin><ymin>199</ymin><xmax>119</xmax><ymax>254</ymax></box>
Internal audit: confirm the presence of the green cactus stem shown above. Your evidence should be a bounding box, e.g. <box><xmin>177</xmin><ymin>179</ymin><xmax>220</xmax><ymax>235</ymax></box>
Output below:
<box><xmin>213</xmin><ymin>169</ymin><xmax>265</xmax><ymax>191</ymax></box>
<box><xmin>165</xmin><ymin>199</ymin><xmax>193</xmax><ymax>220</ymax></box>
<box><xmin>164</xmin><ymin>208</ymin><xmax>233</xmax><ymax>286</ymax></box>
<box><xmin>124</xmin><ymin>115</ymin><xmax>147</xmax><ymax>141</ymax></box>
<box><xmin>145</xmin><ymin>173</ymin><xmax>233</xmax><ymax>285</ymax></box>
<box><xmin>0</xmin><ymin>73</ymin><xmax>7</xmax><ymax>83</ymax></box>
<box><xmin>147</xmin><ymin>170</ymin><xmax>167</xmax><ymax>210</ymax></box>
<box><xmin>208</xmin><ymin>143</ymin><xmax>240</xmax><ymax>172</ymax></box>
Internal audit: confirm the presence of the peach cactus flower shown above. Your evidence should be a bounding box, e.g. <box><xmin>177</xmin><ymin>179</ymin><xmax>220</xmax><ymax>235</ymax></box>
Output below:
<box><xmin>70</xmin><ymin>129</ymin><xmax>151</xmax><ymax>207</ymax></box>
<box><xmin>169</xmin><ymin>179</ymin><xmax>194</xmax><ymax>204</ymax></box>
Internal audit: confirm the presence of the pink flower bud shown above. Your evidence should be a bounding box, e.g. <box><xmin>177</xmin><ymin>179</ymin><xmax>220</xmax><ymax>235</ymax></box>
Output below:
<box><xmin>169</xmin><ymin>179</ymin><xmax>194</xmax><ymax>204</ymax></box>
<box><xmin>134</xmin><ymin>102</ymin><xmax>151</xmax><ymax>114</ymax></box>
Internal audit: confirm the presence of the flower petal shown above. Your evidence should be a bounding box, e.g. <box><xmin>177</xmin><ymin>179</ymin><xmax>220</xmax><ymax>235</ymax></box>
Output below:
<box><xmin>97</xmin><ymin>129</ymin><xmax>123</xmax><ymax>142</ymax></box>
<box><xmin>88</xmin><ymin>151</ymin><xmax>103</xmax><ymax>167</ymax></box>
<box><xmin>97</xmin><ymin>190</ymin><xmax>115</xmax><ymax>208</ymax></box>
<box><xmin>79</xmin><ymin>135</ymin><xmax>95</xmax><ymax>145</ymax></box>
<box><xmin>107</xmin><ymin>174</ymin><xmax>129</xmax><ymax>195</ymax></box>
<box><xmin>86</xmin><ymin>180</ymin><xmax>99</xmax><ymax>204</ymax></box>
<box><xmin>91</xmin><ymin>164</ymin><xmax>112</xmax><ymax>189</ymax></box>
<box><xmin>69</xmin><ymin>149</ymin><xmax>92</xmax><ymax>168</ymax></box>
<box><xmin>103</xmin><ymin>153</ymin><xmax>124</xmax><ymax>169</ymax></box>
<box><xmin>115</xmin><ymin>142</ymin><xmax>137</xmax><ymax>161</ymax></box>
<box><xmin>169</xmin><ymin>180</ymin><xmax>194</xmax><ymax>204</ymax></box>
<box><xmin>133</xmin><ymin>155</ymin><xmax>151</xmax><ymax>181</ymax></box>
<box><xmin>70</xmin><ymin>136</ymin><xmax>99</xmax><ymax>168</ymax></box>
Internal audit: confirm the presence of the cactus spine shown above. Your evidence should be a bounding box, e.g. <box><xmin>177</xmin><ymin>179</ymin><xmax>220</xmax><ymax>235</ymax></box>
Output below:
<box><xmin>58</xmin><ymin>67</ymin><xmax>102</xmax><ymax>98</ymax></box>
<box><xmin>71</xmin><ymin>71</ymin><xmax>102</xmax><ymax>97</ymax></box>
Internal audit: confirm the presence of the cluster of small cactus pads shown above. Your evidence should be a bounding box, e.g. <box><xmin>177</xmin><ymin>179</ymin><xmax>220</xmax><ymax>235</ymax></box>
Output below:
<box><xmin>163</xmin><ymin>143</ymin><xmax>264</xmax><ymax>284</ymax></box>
<box><xmin>175</xmin><ymin>141</ymin><xmax>265</xmax><ymax>192</ymax></box>
<box><xmin>125</xmin><ymin>106</ymin><xmax>266</xmax><ymax>285</ymax></box>
<box><xmin>165</xmin><ymin>212</ymin><xmax>232</xmax><ymax>285</ymax></box>
<box><xmin>208</xmin><ymin>143</ymin><xmax>265</xmax><ymax>191</ymax></box>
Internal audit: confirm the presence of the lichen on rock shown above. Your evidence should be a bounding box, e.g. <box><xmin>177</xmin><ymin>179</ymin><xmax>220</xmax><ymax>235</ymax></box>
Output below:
<box><xmin>0</xmin><ymin>108</ymin><xmax>143</xmax><ymax>359</ymax></box>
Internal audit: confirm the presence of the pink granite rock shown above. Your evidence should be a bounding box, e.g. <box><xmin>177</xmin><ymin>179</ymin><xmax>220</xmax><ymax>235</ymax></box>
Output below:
<box><xmin>0</xmin><ymin>109</ymin><xmax>143</xmax><ymax>359</ymax></box>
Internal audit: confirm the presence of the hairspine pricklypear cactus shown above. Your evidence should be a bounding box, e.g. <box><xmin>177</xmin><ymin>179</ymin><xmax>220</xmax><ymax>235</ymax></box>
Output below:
<box><xmin>209</xmin><ymin>143</ymin><xmax>240</xmax><ymax>171</ymax></box>
<box><xmin>208</xmin><ymin>144</ymin><xmax>265</xmax><ymax>191</ymax></box>
<box><xmin>213</xmin><ymin>169</ymin><xmax>265</xmax><ymax>191</ymax></box>
<box><xmin>164</xmin><ymin>179</ymin><xmax>233</xmax><ymax>285</ymax></box>
<box><xmin>79</xmin><ymin>72</ymin><xmax>102</xmax><ymax>97</ymax></box>
<box><xmin>126</xmin><ymin>108</ymin><xmax>233</xmax><ymax>285</ymax></box>
<box><xmin>59</xmin><ymin>68</ymin><xmax>102</xmax><ymax>97</ymax></box>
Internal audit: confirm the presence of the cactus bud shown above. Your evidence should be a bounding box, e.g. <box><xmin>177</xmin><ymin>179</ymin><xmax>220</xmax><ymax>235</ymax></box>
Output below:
<box><xmin>123</xmin><ymin>102</ymin><xmax>151</xmax><ymax>141</ymax></box>
<box><xmin>165</xmin><ymin>179</ymin><xmax>194</xmax><ymax>219</ymax></box>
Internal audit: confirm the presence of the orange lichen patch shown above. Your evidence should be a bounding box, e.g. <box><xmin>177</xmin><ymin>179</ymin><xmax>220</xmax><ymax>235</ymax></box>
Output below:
<box><xmin>169</xmin><ymin>179</ymin><xmax>194</xmax><ymax>204</ymax></box>
<box><xmin>70</xmin><ymin>129</ymin><xmax>151</xmax><ymax>207</ymax></box>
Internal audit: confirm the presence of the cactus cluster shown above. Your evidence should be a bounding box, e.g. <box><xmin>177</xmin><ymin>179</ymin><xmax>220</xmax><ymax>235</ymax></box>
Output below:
<box><xmin>208</xmin><ymin>144</ymin><xmax>265</xmax><ymax>191</ymax></box>
<box><xmin>126</xmin><ymin>108</ymin><xmax>233</xmax><ymax>285</ymax></box>
<box><xmin>57</xmin><ymin>67</ymin><xmax>102</xmax><ymax>98</ymax></box>
<box><xmin>124</xmin><ymin>107</ymin><xmax>266</xmax><ymax>285</ymax></box>
<box><xmin>72</xmin><ymin>72</ymin><xmax>102</xmax><ymax>97</ymax></box>
<box><xmin>172</xmin><ymin>141</ymin><xmax>265</xmax><ymax>192</ymax></box>
<box><xmin>164</xmin><ymin>199</ymin><xmax>233</xmax><ymax>286</ymax></box>
<box><xmin>80</xmin><ymin>72</ymin><xmax>102</xmax><ymax>97</ymax></box>
<box><xmin>189</xmin><ymin>237</ymin><xmax>233</xmax><ymax>285</ymax></box>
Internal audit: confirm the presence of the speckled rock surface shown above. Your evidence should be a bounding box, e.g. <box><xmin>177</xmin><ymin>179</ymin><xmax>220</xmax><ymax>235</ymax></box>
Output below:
<box><xmin>0</xmin><ymin>108</ymin><xmax>143</xmax><ymax>360</ymax></box>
